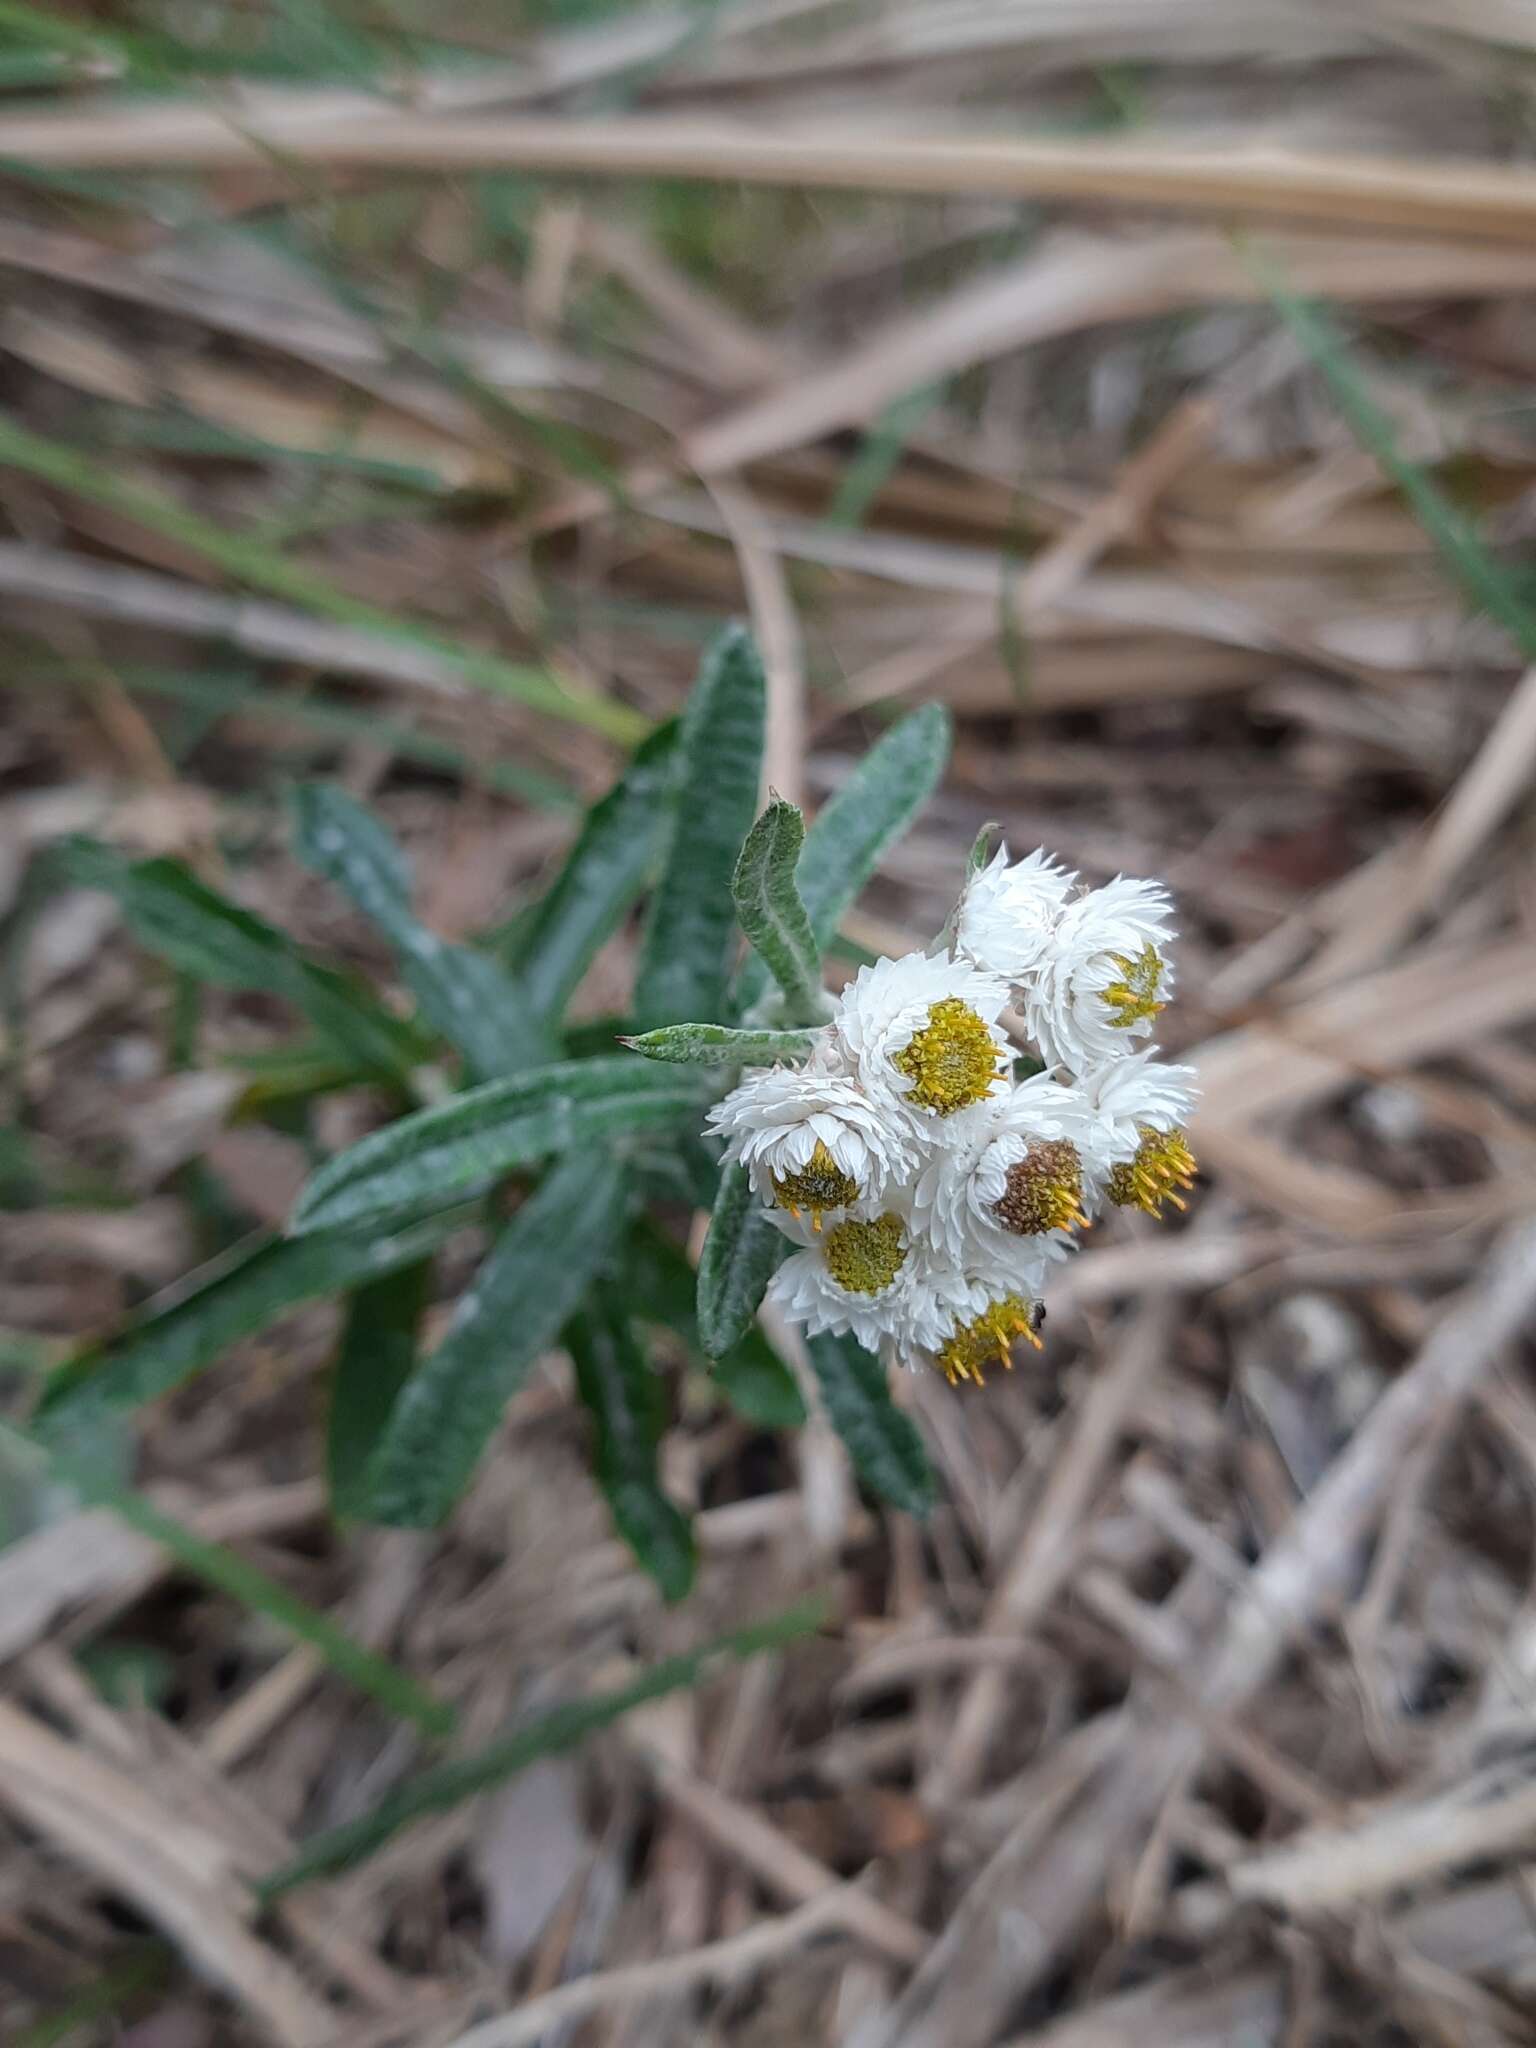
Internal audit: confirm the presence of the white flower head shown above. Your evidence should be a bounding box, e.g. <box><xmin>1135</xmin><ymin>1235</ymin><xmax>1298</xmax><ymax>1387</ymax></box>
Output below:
<box><xmin>768</xmin><ymin>1205</ymin><xmax>960</xmax><ymax>1359</ymax></box>
<box><xmin>889</xmin><ymin>1254</ymin><xmax>1054</xmax><ymax>1383</ymax></box>
<box><xmin>1019</xmin><ymin>876</ymin><xmax>1177</xmax><ymax>1072</ymax></box>
<box><xmin>954</xmin><ymin>844</ymin><xmax>1076</xmax><ymax>982</ymax></box>
<box><xmin>910</xmin><ymin>1074</ymin><xmax>1099</xmax><ymax>1271</ymax></box>
<box><xmin>831</xmin><ymin>949</ymin><xmax>1013</xmax><ymax>1124</ymax></box>
<box><xmin>1077</xmin><ymin>1048</ymin><xmax>1199</xmax><ymax>1219</ymax></box>
<box><xmin>705</xmin><ymin>1041</ymin><xmax>914</xmax><ymax>1221</ymax></box>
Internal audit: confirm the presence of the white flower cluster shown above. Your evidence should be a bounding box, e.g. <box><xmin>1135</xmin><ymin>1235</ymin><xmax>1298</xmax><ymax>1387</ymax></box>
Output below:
<box><xmin>707</xmin><ymin>845</ymin><xmax>1198</xmax><ymax>1386</ymax></box>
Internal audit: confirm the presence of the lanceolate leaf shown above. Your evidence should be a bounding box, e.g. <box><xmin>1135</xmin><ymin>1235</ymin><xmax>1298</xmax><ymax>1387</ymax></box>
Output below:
<box><xmin>327</xmin><ymin>1262</ymin><xmax>433</xmax><ymax>1522</ymax></box>
<box><xmin>633</xmin><ymin>627</ymin><xmax>765</xmax><ymax>1029</ymax></box>
<box><xmin>61</xmin><ymin>837</ymin><xmax>422</xmax><ymax>1080</ymax></box>
<box><xmin>258</xmin><ymin>1595</ymin><xmax>830</xmax><ymax>1898</ymax></box>
<box><xmin>292</xmin><ymin>782</ymin><xmax>549</xmax><ymax>1081</ymax></box>
<box><xmin>363</xmin><ymin>1151</ymin><xmax>631</xmax><ymax>1526</ymax></box>
<box><xmin>806</xmin><ymin>1333</ymin><xmax>934</xmax><ymax>1515</ymax></box>
<box><xmin>624</xmin><ymin>1023</ymin><xmax>814</xmax><ymax>1067</ymax></box>
<box><xmin>697</xmin><ymin>1164</ymin><xmax>789</xmax><ymax>1361</ymax></box>
<box><xmin>568</xmin><ymin>1285</ymin><xmax>696</xmax><ymax>1603</ymax></box>
<box><xmin>32</xmin><ymin>1214</ymin><xmax>460</xmax><ymax>1438</ymax></box>
<box><xmin>731</xmin><ymin>800</ymin><xmax>823</xmax><ymax>1023</ymax></box>
<box><xmin>512</xmin><ymin>720</ymin><xmax>679</xmax><ymax>1025</ymax></box>
<box><xmin>737</xmin><ymin>704</ymin><xmax>951</xmax><ymax>1010</ymax></box>
<box><xmin>626</xmin><ymin>1219</ymin><xmax>806</xmax><ymax>1430</ymax></box>
<box><xmin>289</xmin><ymin>1056</ymin><xmax>700</xmax><ymax>1236</ymax></box>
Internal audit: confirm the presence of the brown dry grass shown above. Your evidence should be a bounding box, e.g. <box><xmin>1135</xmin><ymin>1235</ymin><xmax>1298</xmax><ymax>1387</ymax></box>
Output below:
<box><xmin>3</xmin><ymin>3</ymin><xmax>1536</xmax><ymax>2044</ymax></box>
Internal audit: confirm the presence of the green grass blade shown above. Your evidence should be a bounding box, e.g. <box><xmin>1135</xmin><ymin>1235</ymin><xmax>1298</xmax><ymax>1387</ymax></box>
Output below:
<box><xmin>291</xmin><ymin>782</ymin><xmax>552</xmax><ymax>1080</ymax></box>
<box><xmin>33</xmin><ymin>1214</ymin><xmax>462</xmax><ymax>1439</ymax></box>
<box><xmin>103</xmin><ymin>1482</ymin><xmax>454</xmax><ymax>1735</ymax></box>
<box><xmin>568</xmin><ymin>1284</ymin><xmax>696</xmax><ymax>1602</ymax></box>
<box><xmin>623</xmin><ymin>1023</ymin><xmax>814</xmax><ymax>1066</ymax></box>
<box><xmin>633</xmin><ymin>626</ymin><xmax>765</xmax><ymax>1029</ymax></box>
<box><xmin>0</xmin><ymin>418</ymin><xmax>644</xmax><ymax>743</ymax></box>
<box><xmin>1254</xmin><ymin>251</ymin><xmax>1536</xmax><ymax>660</ymax></box>
<box><xmin>511</xmin><ymin>720</ymin><xmax>679</xmax><ymax>1022</ymax></box>
<box><xmin>737</xmin><ymin>704</ymin><xmax>950</xmax><ymax>1010</ymax></box>
<box><xmin>626</xmin><ymin>1218</ymin><xmax>805</xmax><ymax>1429</ymax></box>
<box><xmin>105</xmin><ymin>664</ymin><xmax>577</xmax><ymax>810</ymax></box>
<box><xmin>327</xmin><ymin>1262</ymin><xmax>433</xmax><ymax>1522</ymax></box>
<box><xmin>806</xmin><ymin>1332</ymin><xmax>933</xmax><ymax>1516</ymax></box>
<box><xmin>289</xmin><ymin>1056</ymin><xmax>701</xmax><ymax>1236</ymax></box>
<box><xmin>731</xmin><ymin>800</ymin><xmax>823</xmax><ymax>1024</ymax></box>
<box><xmin>696</xmin><ymin>1164</ymin><xmax>789</xmax><ymax>1361</ymax></box>
<box><xmin>362</xmin><ymin>1151</ymin><xmax>631</xmax><ymax>1525</ymax></box>
<box><xmin>257</xmin><ymin>1593</ymin><xmax>829</xmax><ymax>1898</ymax></box>
<box><xmin>5</xmin><ymin>1421</ymin><xmax>453</xmax><ymax>1737</ymax></box>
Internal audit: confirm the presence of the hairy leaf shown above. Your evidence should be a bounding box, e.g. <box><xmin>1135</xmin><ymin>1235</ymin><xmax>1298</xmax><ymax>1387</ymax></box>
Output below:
<box><xmin>327</xmin><ymin>1262</ymin><xmax>432</xmax><ymax>1522</ymax></box>
<box><xmin>362</xmin><ymin>1151</ymin><xmax>630</xmax><ymax>1525</ymax></box>
<box><xmin>737</xmin><ymin>704</ymin><xmax>950</xmax><ymax>1010</ymax></box>
<box><xmin>512</xmin><ymin>721</ymin><xmax>679</xmax><ymax>1024</ymax></box>
<box><xmin>292</xmin><ymin>782</ymin><xmax>549</xmax><ymax>1080</ymax></box>
<box><xmin>731</xmin><ymin>800</ymin><xmax>822</xmax><ymax>1022</ymax></box>
<box><xmin>290</xmin><ymin>1056</ymin><xmax>699</xmax><ymax>1236</ymax></box>
<box><xmin>33</xmin><ymin>1215</ymin><xmax>460</xmax><ymax>1438</ymax></box>
<box><xmin>624</xmin><ymin>1023</ymin><xmax>813</xmax><ymax>1067</ymax></box>
<box><xmin>626</xmin><ymin>1219</ymin><xmax>805</xmax><ymax>1429</ymax></box>
<box><xmin>697</xmin><ymin>1164</ymin><xmax>789</xmax><ymax>1361</ymax></box>
<box><xmin>62</xmin><ymin>837</ymin><xmax>422</xmax><ymax>1080</ymax></box>
<box><xmin>633</xmin><ymin>627</ymin><xmax>764</xmax><ymax>1029</ymax></box>
<box><xmin>806</xmin><ymin>1332</ymin><xmax>934</xmax><ymax>1516</ymax></box>
<box><xmin>568</xmin><ymin>1286</ymin><xmax>695</xmax><ymax>1602</ymax></box>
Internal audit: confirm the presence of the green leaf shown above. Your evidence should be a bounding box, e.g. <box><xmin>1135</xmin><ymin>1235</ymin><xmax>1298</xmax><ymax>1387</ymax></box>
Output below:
<box><xmin>568</xmin><ymin>1285</ymin><xmax>696</xmax><ymax>1602</ymax></box>
<box><xmin>967</xmin><ymin>821</ymin><xmax>1002</xmax><ymax>875</ymax></box>
<box><xmin>806</xmin><ymin>1332</ymin><xmax>934</xmax><ymax>1516</ymax></box>
<box><xmin>624</xmin><ymin>1023</ymin><xmax>814</xmax><ymax>1067</ymax></box>
<box><xmin>730</xmin><ymin>800</ymin><xmax>823</xmax><ymax>1023</ymax></box>
<box><xmin>697</xmin><ymin>1164</ymin><xmax>789</xmax><ymax>1361</ymax></box>
<box><xmin>33</xmin><ymin>1215</ymin><xmax>460</xmax><ymax>1439</ymax></box>
<box><xmin>257</xmin><ymin>1594</ymin><xmax>829</xmax><ymax>1899</ymax></box>
<box><xmin>737</xmin><ymin>703</ymin><xmax>950</xmax><ymax>1010</ymax></box>
<box><xmin>290</xmin><ymin>1056</ymin><xmax>699</xmax><ymax>1237</ymax></box>
<box><xmin>512</xmin><ymin>720</ymin><xmax>679</xmax><ymax>1024</ymax></box>
<box><xmin>363</xmin><ymin>1151</ymin><xmax>631</xmax><ymax>1526</ymax></box>
<box><xmin>626</xmin><ymin>1220</ymin><xmax>805</xmax><ymax>1430</ymax></box>
<box><xmin>327</xmin><ymin>1262</ymin><xmax>432</xmax><ymax>1522</ymax></box>
<box><xmin>633</xmin><ymin>627</ymin><xmax>765</xmax><ymax>1029</ymax></box>
<box><xmin>62</xmin><ymin>838</ymin><xmax>423</xmax><ymax>1081</ymax></box>
<box><xmin>291</xmin><ymin>782</ymin><xmax>550</xmax><ymax>1080</ymax></box>
<box><xmin>1253</xmin><ymin>253</ymin><xmax>1536</xmax><ymax>661</ymax></box>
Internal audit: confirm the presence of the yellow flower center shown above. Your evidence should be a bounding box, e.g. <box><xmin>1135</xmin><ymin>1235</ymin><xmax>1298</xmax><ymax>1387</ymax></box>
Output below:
<box><xmin>772</xmin><ymin>1140</ymin><xmax>860</xmax><ymax>1226</ymax></box>
<box><xmin>936</xmin><ymin>1295</ymin><xmax>1044</xmax><ymax>1386</ymax></box>
<box><xmin>892</xmin><ymin>997</ymin><xmax>1003</xmax><ymax>1116</ymax></box>
<box><xmin>991</xmin><ymin>1138</ymin><xmax>1087</xmax><ymax>1237</ymax></box>
<box><xmin>1100</xmin><ymin>943</ymin><xmax>1166</xmax><ymax>1030</ymax></box>
<box><xmin>1106</xmin><ymin>1124</ymin><xmax>1197</xmax><ymax>1217</ymax></box>
<box><xmin>823</xmin><ymin>1212</ymin><xmax>907</xmax><ymax>1296</ymax></box>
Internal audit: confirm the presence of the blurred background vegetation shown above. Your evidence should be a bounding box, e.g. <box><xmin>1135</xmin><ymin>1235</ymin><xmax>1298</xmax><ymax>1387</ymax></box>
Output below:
<box><xmin>4</xmin><ymin>4</ymin><xmax>1536</xmax><ymax>2045</ymax></box>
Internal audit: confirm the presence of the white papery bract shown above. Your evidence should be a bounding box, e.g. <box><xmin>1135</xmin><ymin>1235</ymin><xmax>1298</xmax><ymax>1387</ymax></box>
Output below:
<box><xmin>830</xmin><ymin>949</ymin><xmax>1012</xmax><ymax>1121</ymax></box>
<box><xmin>1076</xmin><ymin>1048</ymin><xmax>1199</xmax><ymax>1219</ymax></box>
<box><xmin>910</xmin><ymin>1075</ymin><xmax>1097</xmax><ymax>1272</ymax></box>
<box><xmin>1017</xmin><ymin>876</ymin><xmax>1177</xmax><ymax>1070</ymax></box>
<box><xmin>955</xmin><ymin>844</ymin><xmax>1076</xmax><ymax>981</ymax></box>
<box><xmin>704</xmin><ymin>1047</ymin><xmax>914</xmax><ymax>1218</ymax></box>
<box><xmin>768</xmin><ymin>1207</ymin><xmax>962</xmax><ymax>1359</ymax></box>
